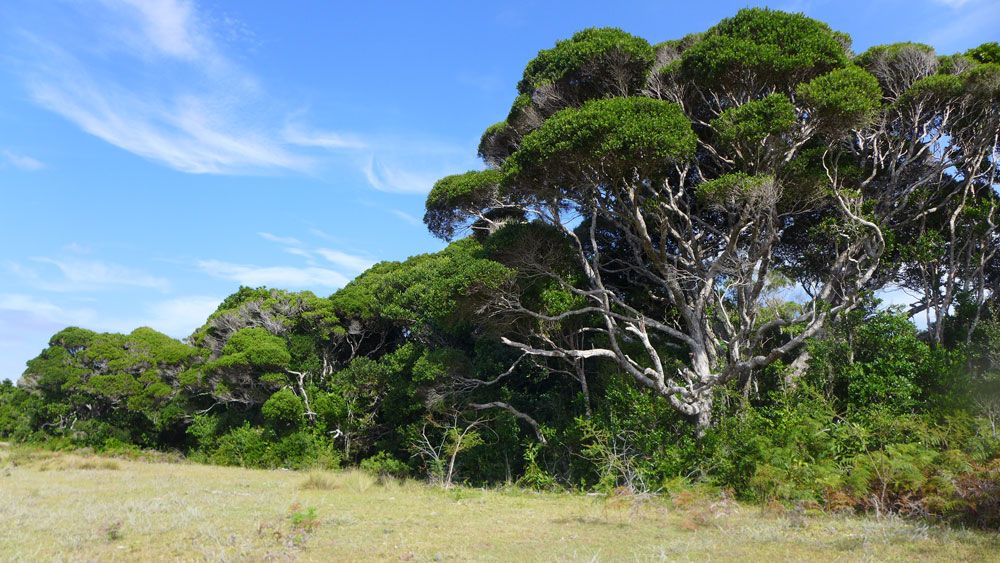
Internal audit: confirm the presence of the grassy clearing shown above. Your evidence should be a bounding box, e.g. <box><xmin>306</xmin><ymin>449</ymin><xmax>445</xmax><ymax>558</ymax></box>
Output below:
<box><xmin>1</xmin><ymin>446</ymin><xmax>997</xmax><ymax>561</ymax></box>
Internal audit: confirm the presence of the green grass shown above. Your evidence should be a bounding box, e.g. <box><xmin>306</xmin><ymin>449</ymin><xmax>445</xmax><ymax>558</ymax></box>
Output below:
<box><xmin>1</xmin><ymin>445</ymin><xmax>997</xmax><ymax>561</ymax></box>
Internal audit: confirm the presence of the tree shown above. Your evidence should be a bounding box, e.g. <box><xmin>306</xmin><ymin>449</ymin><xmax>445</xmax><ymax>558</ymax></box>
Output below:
<box><xmin>425</xmin><ymin>9</ymin><xmax>999</xmax><ymax>435</ymax></box>
<box><xmin>186</xmin><ymin>288</ymin><xmax>343</xmax><ymax>418</ymax></box>
<box><xmin>18</xmin><ymin>326</ymin><xmax>200</xmax><ymax>444</ymax></box>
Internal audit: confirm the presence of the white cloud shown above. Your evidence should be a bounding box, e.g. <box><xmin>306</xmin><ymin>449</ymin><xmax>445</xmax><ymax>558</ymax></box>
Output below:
<box><xmin>134</xmin><ymin>295</ymin><xmax>219</xmax><ymax>337</ymax></box>
<box><xmin>28</xmin><ymin>72</ymin><xmax>308</xmax><ymax>174</ymax></box>
<box><xmin>12</xmin><ymin>0</ymin><xmax>474</xmax><ymax>186</ymax></box>
<box><xmin>16</xmin><ymin>0</ymin><xmax>310</xmax><ymax>175</ymax></box>
<box><xmin>363</xmin><ymin>156</ymin><xmax>444</xmax><ymax>194</ymax></box>
<box><xmin>2</xmin><ymin>149</ymin><xmax>44</xmax><ymax>171</ymax></box>
<box><xmin>315</xmin><ymin>249</ymin><xmax>375</xmax><ymax>273</ymax></box>
<box><xmin>0</xmin><ymin>293</ymin><xmax>217</xmax><ymax>337</ymax></box>
<box><xmin>0</xmin><ymin>293</ymin><xmax>220</xmax><ymax>383</ymax></box>
<box><xmin>308</xmin><ymin>227</ymin><xmax>338</xmax><ymax>242</ymax></box>
<box><xmin>198</xmin><ymin>259</ymin><xmax>349</xmax><ymax>288</ymax></box>
<box><xmin>10</xmin><ymin>257</ymin><xmax>171</xmax><ymax>292</ymax></box>
<box><xmin>258</xmin><ymin>232</ymin><xmax>302</xmax><ymax>246</ymax></box>
<box><xmin>257</xmin><ymin>230</ymin><xmax>376</xmax><ymax>272</ymax></box>
<box><xmin>390</xmin><ymin>209</ymin><xmax>424</xmax><ymax>227</ymax></box>
<box><xmin>106</xmin><ymin>0</ymin><xmax>205</xmax><ymax>60</ymax></box>
<box><xmin>925</xmin><ymin>0</ymin><xmax>1000</xmax><ymax>49</ymax></box>
<box><xmin>34</xmin><ymin>257</ymin><xmax>171</xmax><ymax>292</ymax></box>
<box><xmin>0</xmin><ymin>294</ymin><xmax>97</xmax><ymax>327</ymax></box>
<box><xmin>284</xmin><ymin>124</ymin><xmax>368</xmax><ymax>150</ymax></box>
<box><xmin>283</xmin><ymin>247</ymin><xmax>315</xmax><ymax>261</ymax></box>
<box><xmin>931</xmin><ymin>0</ymin><xmax>971</xmax><ymax>8</ymax></box>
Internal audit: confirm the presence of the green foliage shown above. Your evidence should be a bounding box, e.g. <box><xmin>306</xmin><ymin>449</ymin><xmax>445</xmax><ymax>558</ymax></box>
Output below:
<box><xmin>517</xmin><ymin>442</ymin><xmax>559</xmax><ymax>490</ymax></box>
<box><xmin>0</xmin><ymin>381</ymin><xmax>42</xmax><ymax>440</ymax></box>
<box><xmin>424</xmin><ymin>169</ymin><xmax>502</xmax><ymax>240</ymax></box>
<box><xmin>211</xmin><ymin>423</ymin><xmax>272</xmax><ymax>468</ymax></box>
<box><xmin>696</xmin><ymin>173</ymin><xmax>775</xmax><ymax>208</ymax></box>
<box><xmin>504</xmin><ymin>97</ymin><xmax>696</xmax><ymax>187</ymax></box>
<box><xmin>262</xmin><ymin>388</ymin><xmax>305</xmax><ymax>433</ymax></box>
<box><xmin>966</xmin><ymin>42</ymin><xmax>1000</xmax><ymax>65</ymax></box>
<box><xmin>518</xmin><ymin>27</ymin><xmax>654</xmax><ymax>95</ymax></box>
<box><xmin>855</xmin><ymin>42</ymin><xmax>935</xmax><ymax>69</ymax></box>
<box><xmin>962</xmin><ymin>63</ymin><xmax>1000</xmax><ymax>99</ymax></box>
<box><xmin>901</xmin><ymin>73</ymin><xmax>965</xmax><ymax>105</ymax></box>
<box><xmin>477</xmin><ymin>120</ymin><xmax>518</xmax><ymax>166</ymax></box>
<box><xmin>711</xmin><ymin>93</ymin><xmax>797</xmax><ymax>146</ymax></box>
<box><xmin>217</xmin><ymin>327</ymin><xmax>291</xmax><ymax>369</ymax></box>
<box><xmin>333</xmin><ymin>238</ymin><xmax>511</xmax><ymax>330</ymax></box>
<box><xmin>271</xmin><ymin>431</ymin><xmax>338</xmax><ymax>470</ymax></box>
<box><xmin>360</xmin><ymin>451</ymin><xmax>410</xmax><ymax>478</ymax></box>
<box><xmin>680</xmin><ymin>8</ymin><xmax>849</xmax><ymax>89</ymax></box>
<box><xmin>796</xmin><ymin>66</ymin><xmax>882</xmax><ymax>130</ymax></box>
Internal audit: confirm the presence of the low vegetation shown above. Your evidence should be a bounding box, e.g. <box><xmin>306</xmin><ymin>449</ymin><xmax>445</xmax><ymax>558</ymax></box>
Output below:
<box><xmin>1</xmin><ymin>446</ymin><xmax>998</xmax><ymax>560</ymax></box>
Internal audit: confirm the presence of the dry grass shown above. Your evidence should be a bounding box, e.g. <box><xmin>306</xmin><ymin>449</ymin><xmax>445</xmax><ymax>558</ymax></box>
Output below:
<box><xmin>1</xmin><ymin>445</ymin><xmax>998</xmax><ymax>561</ymax></box>
<box><xmin>299</xmin><ymin>472</ymin><xmax>338</xmax><ymax>491</ymax></box>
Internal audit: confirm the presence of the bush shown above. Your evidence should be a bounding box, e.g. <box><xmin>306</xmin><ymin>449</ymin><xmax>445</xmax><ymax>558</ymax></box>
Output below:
<box><xmin>271</xmin><ymin>431</ymin><xmax>340</xmax><ymax>470</ymax></box>
<box><xmin>211</xmin><ymin>424</ymin><xmax>272</xmax><ymax>468</ymax></box>
<box><xmin>360</xmin><ymin>451</ymin><xmax>410</xmax><ymax>478</ymax></box>
<box><xmin>954</xmin><ymin>460</ymin><xmax>1000</xmax><ymax>528</ymax></box>
<box><xmin>262</xmin><ymin>389</ymin><xmax>305</xmax><ymax>434</ymax></box>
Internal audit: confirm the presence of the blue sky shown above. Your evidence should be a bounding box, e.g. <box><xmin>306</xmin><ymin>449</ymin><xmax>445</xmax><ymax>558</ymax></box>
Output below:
<box><xmin>1</xmin><ymin>0</ymin><xmax>998</xmax><ymax>382</ymax></box>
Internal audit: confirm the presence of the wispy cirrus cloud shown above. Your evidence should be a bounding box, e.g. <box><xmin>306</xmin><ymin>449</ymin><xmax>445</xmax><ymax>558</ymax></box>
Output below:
<box><xmin>283</xmin><ymin>124</ymin><xmax>369</xmax><ymax>150</ymax></box>
<box><xmin>2</xmin><ymin>149</ymin><xmax>44</xmax><ymax>171</ymax></box>
<box><xmin>930</xmin><ymin>0</ymin><xmax>971</xmax><ymax>8</ymax></box>
<box><xmin>10</xmin><ymin>0</ymin><xmax>474</xmax><ymax>186</ymax></box>
<box><xmin>105</xmin><ymin>0</ymin><xmax>209</xmax><ymax>61</ymax></box>
<box><xmin>925</xmin><ymin>0</ymin><xmax>1000</xmax><ymax>49</ymax></box>
<box><xmin>13</xmin><ymin>0</ymin><xmax>309</xmax><ymax>174</ymax></box>
<box><xmin>197</xmin><ymin>259</ymin><xmax>349</xmax><ymax>289</ymax></box>
<box><xmin>258</xmin><ymin>232</ymin><xmax>302</xmax><ymax>246</ymax></box>
<box><xmin>256</xmin><ymin>230</ymin><xmax>376</xmax><ymax>273</ymax></box>
<box><xmin>315</xmin><ymin>248</ymin><xmax>375</xmax><ymax>273</ymax></box>
<box><xmin>8</xmin><ymin>257</ymin><xmax>171</xmax><ymax>292</ymax></box>
<box><xmin>390</xmin><ymin>209</ymin><xmax>424</xmax><ymax>227</ymax></box>
<box><xmin>363</xmin><ymin>156</ymin><xmax>449</xmax><ymax>194</ymax></box>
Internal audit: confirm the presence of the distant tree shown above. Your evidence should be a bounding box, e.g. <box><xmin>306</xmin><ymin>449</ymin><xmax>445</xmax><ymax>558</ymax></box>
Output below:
<box><xmin>426</xmin><ymin>9</ymin><xmax>999</xmax><ymax>434</ymax></box>
<box><xmin>18</xmin><ymin>326</ymin><xmax>200</xmax><ymax>443</ymax></box>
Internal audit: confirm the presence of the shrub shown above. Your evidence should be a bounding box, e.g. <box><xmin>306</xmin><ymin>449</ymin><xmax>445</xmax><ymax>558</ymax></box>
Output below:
<box><xmin>271</xmin><ymin>431</ymin><xmax>340</xmax><ymax>470</ymax></box>
<box><xmin>211</xmin><ymin>424</ymin><xmax>272</xmax><ymax>468</ymax></box>
<box><xmin>360</xmin><ymin>451</ymin><xmax>410</xmax><ymax>478</ymax></box>
<box><xmin>262</xmin><ymin>388</ymin><xmax>305</xmax><ymax>434</ymax></box>
<box><xmin>953</xmin><ymin>460</ymin><xmax>1000</xmax><ymax>528</ymax></box>
<box><xmin>517</xmin><ymin>443</ymin><xmax>559</xmax><ymax>491</ymax></box>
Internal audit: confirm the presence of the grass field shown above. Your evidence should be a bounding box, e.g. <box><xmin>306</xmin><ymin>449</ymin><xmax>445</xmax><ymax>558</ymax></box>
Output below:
<box><xmin>1</xmin><ymin>446</ymin><xmax>998</xmax><ymax>561</ymax></box>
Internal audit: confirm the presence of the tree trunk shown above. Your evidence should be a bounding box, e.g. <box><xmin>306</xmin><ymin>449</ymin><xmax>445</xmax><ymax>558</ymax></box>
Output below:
<box><xmin>445</xmin><ymin>448</ymin><xmax>459</xmax><ymax>488</ymax></box>
<box><xmin>694</xmin><ymin>393</ymin><xmax>713</xmax><ymax>439</ymax></box>
<box><xmin>784</xmin><ymin>349</ymin><xmax>812</xmax><ymax>390</ymax></box>
<box><xmin>574</xmin><ymin>360</ymin><xmax>592</xmax><ymax>418</ymax></box>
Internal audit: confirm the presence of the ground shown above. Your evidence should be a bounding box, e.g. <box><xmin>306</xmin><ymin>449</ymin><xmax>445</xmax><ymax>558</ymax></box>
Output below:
<box><xmin>1</xmin><ymin>446</ymin><xmax>997</xmax><ymax>561</ymax></box>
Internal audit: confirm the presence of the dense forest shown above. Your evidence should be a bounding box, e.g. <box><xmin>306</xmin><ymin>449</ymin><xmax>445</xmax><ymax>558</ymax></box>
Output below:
<box><xmin>3</xmin><ymin>9</ymin><xmax>999</xmax><ymax>527</ymax></box>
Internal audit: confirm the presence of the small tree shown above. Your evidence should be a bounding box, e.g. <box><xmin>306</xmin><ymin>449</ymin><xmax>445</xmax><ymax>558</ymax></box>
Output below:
<box><xmin>410</xmin><ymin>413</ymin><xmax>486</xmax><ymax>487</ymax></box>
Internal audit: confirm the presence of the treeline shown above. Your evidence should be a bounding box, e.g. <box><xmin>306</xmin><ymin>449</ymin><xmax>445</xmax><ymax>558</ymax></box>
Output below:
<box><xmin>3</xmin><ymin>8</ymin><xmax>1000</xmax><ymax>528</ymax></box>
<box><xmin>2</xmin><ymin>245</ymin><xmax>998</xmax><ymax>525</ymax></box>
